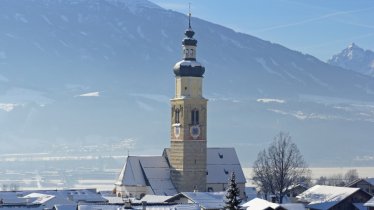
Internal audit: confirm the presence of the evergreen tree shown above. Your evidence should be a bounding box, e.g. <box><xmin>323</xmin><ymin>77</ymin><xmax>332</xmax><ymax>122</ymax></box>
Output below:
<box><xmin>224</xmin><ymin>172</ymin><xmax>242</xmax><ymax>210</ymax></box>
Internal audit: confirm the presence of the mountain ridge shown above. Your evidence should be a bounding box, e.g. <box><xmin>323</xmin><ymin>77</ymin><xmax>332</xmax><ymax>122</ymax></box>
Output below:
<box><xmin>328</xmin><ymin>43</ymin><xmax>374</xmax><ymax>77</ymax></box>
<box><xmin>1</xmin><ymin>0</ymin><xmax>374</xmax><ymax>166</ymax></box>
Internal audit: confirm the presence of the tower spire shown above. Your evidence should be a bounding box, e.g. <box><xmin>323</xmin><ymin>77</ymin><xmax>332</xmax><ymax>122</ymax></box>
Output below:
<box><xmin>188</xmin><ymin>3</ymin><xmax>191</xmax><ymax>28</ymax></box>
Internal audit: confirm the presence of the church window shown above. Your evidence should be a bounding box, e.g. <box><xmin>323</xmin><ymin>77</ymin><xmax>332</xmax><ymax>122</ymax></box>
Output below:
<box><xmin>175</xmin><ymin>109</ymin><xmax>180</xmax><ymax>123</ymax></box>
<box><xmin>191</xmin><ymin>109</ymin><xmax>199</xmax><ymax>125</ymax></box>
<box><xmin>190</xmin><ymin>49</ymin><xmax>194</xmax><ymax>57</ymax></box>
<box><xmin>185</xmin><ymin>49</ymin><xmax>189</xmax><ymax>57</ymax></box>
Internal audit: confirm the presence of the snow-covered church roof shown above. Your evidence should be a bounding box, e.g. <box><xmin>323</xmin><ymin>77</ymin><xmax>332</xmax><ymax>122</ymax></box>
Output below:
<box><xmin>116</xmin><ymin>147</ymin><xmax>245</xmax><ymax>196</ymax></box>
<box><xmin>207</xmin><ymin>148</ymin><xmax>246</xmax><ymax>184</ymax></box>
<box><xmin>115</xmin><ymin>156</ymin><xmax>178</xmax><ymax>196</ymax></box>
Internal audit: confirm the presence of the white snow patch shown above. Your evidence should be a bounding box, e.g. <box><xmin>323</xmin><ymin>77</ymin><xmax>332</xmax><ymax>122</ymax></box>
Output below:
<box><xmin>291</xmin><ymin>62</ymin><xmax>305</xmax><ymax>72</ymax></box>
<box><xmin>308</xmin><ymin>73</ymin><xmax>329</xmax><ymax>88</ymax></box>
<box><xmin>117</xmin><ymin>0</ymin><xmax>162</xmax><ymax>14</ymax></box>
<box><xmin>257</xmin><ymin>98</ymin><xmax>285</xmax><ymax>104</ymax></box>
<box><xmin>242</xmin><ymin>198</ymin><xmax>281</xmax><ymax>210</ymax></box>
<box><xmin>78</xmin><ymin>92</ymin><xmax>100</xmax><ymax>97</ymax></box>
<box><xmin>297</xmin><ymin>185</ymin><xmax>358</xmax><ymax>209</ymax></box>
<box><xmin>284</xmin><ymin>70</ymin><xmax>305</xmax><ymax>85</ymax></box>
<box><xmin>255</xmin><ymin>58</ymin><xmax>284</xmax><ymax>78</ymax></box>
<box><xmin>174</xmin><ymin>60</ymin><xmax>203</xmax><ymax>68</ymax></box>
<box><xmin>220</xmin><ymin>34</ymin><xmax>245</xmax><ymax>49</ymax></box>
<box><xmin>0</xmin><ymin>103</ymin><xmax>17</xmax><ymax>112</ymax></box>
<box><xmin>270</xmin><ymin>58</ymin><xmax>279</xmax><ymax>66</ymax></box>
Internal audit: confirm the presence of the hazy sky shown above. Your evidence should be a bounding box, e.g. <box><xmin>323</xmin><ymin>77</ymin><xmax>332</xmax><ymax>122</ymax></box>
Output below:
<box><xmin>151</xmin><ymin>0</ymin><xmax>374</xmax><ymax>61</ymax></box>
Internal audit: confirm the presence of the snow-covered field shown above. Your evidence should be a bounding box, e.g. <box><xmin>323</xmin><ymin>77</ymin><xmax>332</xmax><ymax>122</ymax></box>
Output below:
<box><xmin>243</xmin><ymin>167</ymin><xmax>374</xmax><ymax>180</ymax></box>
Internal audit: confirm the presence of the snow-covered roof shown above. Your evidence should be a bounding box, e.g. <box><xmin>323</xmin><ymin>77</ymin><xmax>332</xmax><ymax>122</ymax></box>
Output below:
<box><xmin>0</xmin><ymin>192</ymin><xmax>28</xmax><ymax>205</ymax></box>
<box><xmin>364</xmin><ymin>178</ymin><xmax>374</xmax><ymax>185</ymax></box>
<box><xmin>347</xmin><ymin>177</ymin><xmax>374</xmax><ymax>187</ymax></box>
<box><xmin>168</xmin><ymin>192</ymin><xmax>226</xmax><ymax>210</ymax></box>
<box><xmin>116</xmin><ymin>156</ymin><xmax>177</xmax><ymax>196</ymax></box>
<box><xmin>23</xmin><ymin>193</ymin><xmax>55</xmax><ymax>204</ymax></box>
<box><xmin>207</xmin><ymin>148</ymin><xmax>246</xmax><ymax>184</ymax></box>
<box><xmin>78</xmin><ymin>203</ymin><xmax>200</xmax><ymax>210</ymax></box>
<box><xmin>0</xmin><ymin>189</ymin><xmax>105</xmax><ymax>207</ymax></box>
<box><xmin>296</xmin><ymin>185</ymin><xmax>360</xmax><ymax>210</ymax></box>
<box><xmin>53</xmin><ymin>204</ymin><xmax>77</xmax><ymax>210</ymax></box>
<box><xmin>353</xmin><ymin>203</ymin><xmax>366</xmax><ymax>210</ymax></box>
<box><xmin>66</xmin><ymin>190</ymin><xmax>107</xmax><ymax>203</ymax></box>
<box><xmin>117</xmin><ymin>148</ymin><xmax>245</xmax><ymax>195</ymax></box>
<box><xmin>242</xmin><ymin>198</ymin><xmax>281</xmax><ymax>210</ymax></box>
<box><xmin>140</xmin><ymin>194</ymin><xmax>172</xmax><ymax>203</ymax></box>
<box><xmin>281</xmin><ymin>203</ymin><xmax>306</xmax><ymax>210</ymax></box>
<box><xmin>364</xmin><ymin>197</ymin><xmax>374</xmax><ymax>207</ymax></box>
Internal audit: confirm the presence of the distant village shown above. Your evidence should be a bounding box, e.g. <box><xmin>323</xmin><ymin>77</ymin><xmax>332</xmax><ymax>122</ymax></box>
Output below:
<box><xmin>1</xmin><ymin>16</ymin><xmax>374</xmax><ymax>210</ymax></box>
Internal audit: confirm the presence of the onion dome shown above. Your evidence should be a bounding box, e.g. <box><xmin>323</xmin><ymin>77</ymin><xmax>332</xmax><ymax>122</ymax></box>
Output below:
<box><xmin>173</xmin><ymin>60</ymin><xmax>205</xmax><ymax>77</ymax></box>
<box><xmin>173</xmin><ymin>13</ymin><xmax>205</xmax><ymax>77</ymax></box>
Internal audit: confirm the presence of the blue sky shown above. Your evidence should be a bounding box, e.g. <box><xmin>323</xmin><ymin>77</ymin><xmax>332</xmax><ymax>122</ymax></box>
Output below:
<box><xmin>151</xmin><ymin>0</ymin><xmax>374</xmax><ymax>61</ymax></box>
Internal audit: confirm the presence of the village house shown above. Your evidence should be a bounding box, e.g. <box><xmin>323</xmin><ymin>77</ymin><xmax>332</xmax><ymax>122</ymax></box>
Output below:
<box><xmin>296</xmin><ymin>185</ymin><xmax>372</xmax><ymax>210</ymax></box>
<box><xmin>346</xmin><ymin>178</ymin><xmax>374</xmax><ymax>195</ymax></box>
<box><xmin>364</xmin><ymin>197</ymin><xmax>374</xmax><ymax>210</ymax></box>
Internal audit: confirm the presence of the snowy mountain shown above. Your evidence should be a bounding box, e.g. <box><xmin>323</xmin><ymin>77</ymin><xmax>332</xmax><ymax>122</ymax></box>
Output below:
<box><xmin>1</xmin><ymin>0</ymin><xmax>374</xmax><ymax>167</ymax></box>
<box><xmin>328</xmin><ymin>43</ymin><xmax>374</xmax><ymax>77</ymax></box>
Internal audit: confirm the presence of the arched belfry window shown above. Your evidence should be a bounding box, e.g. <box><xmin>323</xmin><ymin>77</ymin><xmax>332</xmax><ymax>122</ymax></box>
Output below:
<box><xmin>191</xmin><ymin>109</ymin><xmax>199</xmax><ymax>125</ymax></box>
<box><xmin>190</xmin><ymin>49</ymin><xmax>194</xmax><ymax>57</ymax></box>
<box><xmin>175</xmin><ymin>108</ymin><xmax>180</xmax><ymax>124</ymax></box>
<box><xmin>184</xmin><ymin>49</ymin><xmax>189</xmax><ymax>58</ymax></box>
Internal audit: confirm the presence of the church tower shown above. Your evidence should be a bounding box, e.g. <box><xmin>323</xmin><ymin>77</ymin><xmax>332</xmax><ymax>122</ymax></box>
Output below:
<box><xmin>169</xmin><ymin>14</ymin><xmax>207</xmax><ymax>192</ymax></box>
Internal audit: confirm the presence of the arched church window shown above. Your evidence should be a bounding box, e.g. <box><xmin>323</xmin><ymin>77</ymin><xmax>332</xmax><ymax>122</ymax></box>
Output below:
<box><xmin>191</xmin><ymin>109</ymin><xmax>199</xmax><ymax>125</ymax></box>
<box><xmin>190</xmin><ymin>49</ymin><xmax>194</xmax><ymax>57</ymax></box>
<box><xmin>185</xmin><ymin>49</ymin><xmax>189</xmax><ymax>57</ymax></box>
<box><xmin>175</xmin><ymin>108</ymin><xmax>180</xmax><ymax>124</ymax></box>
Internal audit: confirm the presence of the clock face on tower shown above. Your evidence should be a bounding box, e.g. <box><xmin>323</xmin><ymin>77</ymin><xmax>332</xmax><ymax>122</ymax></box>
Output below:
<box><xmin>190</xmin><ymin>125</ymin><xmax>200</xmax><ymax>139</ymax></box>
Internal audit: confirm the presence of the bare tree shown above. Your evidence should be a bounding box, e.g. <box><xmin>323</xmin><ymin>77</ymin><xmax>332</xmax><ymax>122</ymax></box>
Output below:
<box><xmin>344</xmin><ymin>169</ymin><xmax>359</xmax><ymax>184</ymax></box>
<box><xmin>316</xmin><ymin>176</ymin><xmax>327</xmax><ymax>185</ymax></box>
<box><xmin>326</xmin><ymin>174</ymin><xmax>345</xmax><ymax>186</ymax></box>
<box><xmin>252</xmin><ymin>132</ymin><xmax>308</xmax><ymax>204</ymax></box>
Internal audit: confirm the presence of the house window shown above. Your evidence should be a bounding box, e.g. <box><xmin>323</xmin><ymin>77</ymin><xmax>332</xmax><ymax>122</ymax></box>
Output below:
<box><xmin>191</xmin><ymin>109</ymin><xmax>199</xmax><ymax>125</ymax></box>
